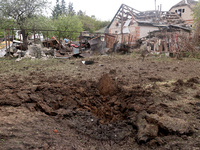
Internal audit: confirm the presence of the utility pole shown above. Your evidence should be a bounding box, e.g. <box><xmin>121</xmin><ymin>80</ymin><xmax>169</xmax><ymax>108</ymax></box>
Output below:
<box><xmin>155</xmin><ymin>0</ymin><xmax>157</xmax><ymax>21</ymax></box>
<box><xmin>121</xmin><ymin>4</ymin><xmax>124</xmax><ymax>46</ymax></box>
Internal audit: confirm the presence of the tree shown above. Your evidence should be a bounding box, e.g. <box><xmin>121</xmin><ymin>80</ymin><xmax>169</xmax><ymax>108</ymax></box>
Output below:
<box><xmin>0</xmin><ymin>17</ymin><xmax>15</xmax><ymax>38</ymax></box>
<box><xmin>24</xmin><ymin>15</ymin><xmax>55</xmax><ymax>39</ymax></box>
<box><xmin>52</xmin><ymin>0</ymin><xmax>62</xmax><ymax>19</ymax></box>
<box><xmin>78</xmin><ymin>13</ymin><xmax>110</xmax><ymax>33</ymax></box>
<box><xmin>0</xmin><ymin>0</ymin><xmax>48</xmax><ymax>49</ymax></box>
<box><xmin>77</xmin><ymin>10</ymin><xmax>85</xmax><ymax>16</ymax></box>
<box><xmin>78</xmin><ymin>15</ymin><xmax>96</xmax><ymax>32</ymax></box>
<box><xmin>193</xmin><ymin>0</ymin><xmax>200</xmax><ymax>43</ymax></box>
<box><xmin>193</xmin><ymin>1</ymin><xmax>200</xmax><ymax>23</ymax></box>
<box><xmin>53</xmin><ymin>15</ymin><xmax>83</xmax><ymax>40</ymax></box>
<box><xmin>61</xmin><ymin>0</ymin><xmax>67</xmax><ymax>15</ymax></box>
<box><xmin>67</xmin><ymin>2</ymin><xmax>76</xmax><ymax>16</ymax></box>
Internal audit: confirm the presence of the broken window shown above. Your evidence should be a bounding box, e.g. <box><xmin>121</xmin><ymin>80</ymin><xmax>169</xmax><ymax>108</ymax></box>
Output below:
<box><xmin>183</xmin><ymin>9</ymin><xmax>185</xmax><ymax>13</ymax></box>
<box><xmin>178</xmin><ymin>9</ymin><xmax>182</xmax><ymax>16</ymax></box>
<box><xmin>175</xmin><ymin>10</ymin><xmax>177</xmax><ymax>13</ymax></box>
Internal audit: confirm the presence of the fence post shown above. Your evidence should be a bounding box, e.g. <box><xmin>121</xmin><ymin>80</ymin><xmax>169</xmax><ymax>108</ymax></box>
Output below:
<box><xmin>148</xmin><ymin>31</ymin><xmax>151</xmax><ymax>52</ymax></box>
<box><xmin>4</xmin><ymin>29</ymin><xmax>7</xmax><ymax>56</ymax></box>
<box><xmin>8</xmin><ymin>28</ymin><xmax>10</xmax><ymax>56</ymax></box>
<box><xmin>79</xmin><ymin>32</ymin><xmax>82</xmax><ymax>53</ymax></box>
<box><xmin>59</xmin><ymin>31</ymin><xmax>61</xmax><ymax>50</ymax></box>
<box><xmin>34</xmin><ymin>30</ymin><xmax>36</xmax><ymax>44</ymax></box>
<box><xmin>20</xmin><ymin>31</ymin><xmax>22</xmax><ymax>58</ymax></box>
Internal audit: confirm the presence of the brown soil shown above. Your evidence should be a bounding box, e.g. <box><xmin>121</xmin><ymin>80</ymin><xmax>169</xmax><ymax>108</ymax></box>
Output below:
<box><xmin>0</xmin><ymin>56</ymin><xmax>200</xmax><ymax>150</ymax></box>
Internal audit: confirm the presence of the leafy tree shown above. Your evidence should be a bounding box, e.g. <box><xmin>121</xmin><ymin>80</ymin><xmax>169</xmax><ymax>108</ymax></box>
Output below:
<box><xmin>78</xmin><ymin>15</ymin><xmax>96</xmax><ymax>32</ymax></box>
<box><xmin>78</xmin><ymin>14</ymin><xmax>110</xmax><ymax>33</ymax></box>
<box><xmin>94</xmin><ymin>20</ymin><xmax>110</xmax><ymax>31</ymax></box>
<box><xmin>0</xmin><ymin>0</ymin><xmax>48</xmax><ymax>49</ymax></box>
<box><xmin>0</xmin><ymin>18</ymin><xmax>15</xmax><ymax>38</ymax></box>
<box><xmin>24</xmin><ymin>15</ymin><xmax>55</xmax><ymax>39</ymax></box>
<box><xmin>193</xmin><ymin>0</ymin><xmax>200</xmax><ymax>43</ymax></box>
<box><xmin>53</xmin><ymin>15</ymin><xmax>83</xmax><ymax>40</ymax></box>
<box><xmin>193</xmin><ymin>0</ymin><xmax>200</xmax><ymax>23</ymax></box>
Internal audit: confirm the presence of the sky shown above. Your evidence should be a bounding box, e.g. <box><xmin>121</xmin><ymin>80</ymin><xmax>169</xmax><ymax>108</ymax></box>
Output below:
<box><xmin>48</xmin><ymin>0</ymin><xmax>198</xmax><ymax>21</ymax></box>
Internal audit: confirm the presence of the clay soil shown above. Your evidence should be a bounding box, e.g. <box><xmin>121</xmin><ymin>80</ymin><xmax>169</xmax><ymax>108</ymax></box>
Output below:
<box><xmin>0</xmin><ymin>55</ymin><xmax>200</xmax><ymax>150</ymax></box>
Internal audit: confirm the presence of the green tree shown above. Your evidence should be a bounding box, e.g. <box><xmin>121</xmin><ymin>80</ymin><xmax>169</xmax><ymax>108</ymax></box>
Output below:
<box><xmin>25</xmin><ymin>15</ymin><xmax>55</xmax><ymax>39</ymax></box>
<box><xmin>78</xmin><ymin>14</ymin><xmax>110</xmax><ymax>33</ymax></box>
<box><xmin>193</xmin><ymin>0</ymin><xmax>200</xmax><ymax>23</ymax></box>
<box><xmin>79</xmin><ymin>15</ymin><xmax>96</xmax><ymax>32</ymax></box>
<box><xmin>193</xmin><ymin>0</ymin><xmax>200</xmax><ymax>43</ymax></box>
<box><xmin>0</xmin><ymin>0</ymin><xmax>48</xmax><ymax>49</ymax></box>
<box><xmin>53</xmin><ymin>15</ymin><xmax>83</xmax><ymax>40</ymax></box>
<box><xmin>0</xmin><ymin>17</ymin><xmax>15</xmax><ymax>39</ymax></box>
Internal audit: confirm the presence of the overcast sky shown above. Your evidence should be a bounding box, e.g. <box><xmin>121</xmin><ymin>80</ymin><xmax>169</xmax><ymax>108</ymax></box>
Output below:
<box><xmin>48</xmin><ymin>0</ymin><xmax>198</xmax><ymax>21</ymax></box>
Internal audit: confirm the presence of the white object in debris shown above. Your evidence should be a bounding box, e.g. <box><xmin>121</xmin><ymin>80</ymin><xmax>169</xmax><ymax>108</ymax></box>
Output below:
<box><xmin>15</xmin><ymin>57</ymin><xmax>22</xmax><ymax>62</ymax></box>
<box><xmin>13</xmin><ymin>40</ymin><xmax>22</xmax><ymax>44</ymax></box>
<box><xmin>82</xmin><ymin>61</ymin><xmax>94</xmax><ymax>65</ymax></box>
<box><xmin>165</xmin><ymin>52</ymin><xmax>169</xmax><ymax>57</ymax></box>
<box><xmin>31</xmin><ymin>57</ymin><xmax>36</xmax><ymax>60</ymax></box>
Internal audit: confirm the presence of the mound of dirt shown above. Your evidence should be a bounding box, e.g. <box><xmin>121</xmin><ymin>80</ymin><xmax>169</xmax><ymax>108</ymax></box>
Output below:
<box><xmin>97</xmin><ymin>74</ymin><xmax>118</xmax><ymax>96</ymax></box>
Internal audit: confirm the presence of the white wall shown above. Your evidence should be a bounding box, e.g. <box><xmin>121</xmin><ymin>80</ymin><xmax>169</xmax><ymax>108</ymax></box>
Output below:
<box><xmin>140</xmin><ymin>26</ymin><xmax>159</xmax><ymax>38</ymax></box>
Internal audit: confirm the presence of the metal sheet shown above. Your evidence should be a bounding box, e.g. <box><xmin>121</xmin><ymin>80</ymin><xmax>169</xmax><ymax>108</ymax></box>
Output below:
<box><xmin>73</xmin><ymin>47</ymin><xmax>79</xmax><ymax>54</ymax></box>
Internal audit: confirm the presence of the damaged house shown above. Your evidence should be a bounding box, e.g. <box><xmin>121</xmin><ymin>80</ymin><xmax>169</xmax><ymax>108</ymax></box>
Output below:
<box><xmin>105</xmin><ymin>4</ymin><xmax>191</xmax><ymax>50</ymax></box>
<box><xmin>169</xmin><ymin>0</ymin><xmax>198</xmax><ymax>26</ymax></box>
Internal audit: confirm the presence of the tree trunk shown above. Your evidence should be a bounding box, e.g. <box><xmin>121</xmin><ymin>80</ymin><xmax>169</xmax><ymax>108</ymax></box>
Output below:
<box><xmin>21</xmin><ymin>28</ymin><xmax>28</xmax><ymax>50</ymax></box>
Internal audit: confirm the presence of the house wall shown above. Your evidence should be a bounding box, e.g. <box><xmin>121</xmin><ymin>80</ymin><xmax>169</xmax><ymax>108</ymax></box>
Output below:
<box><xmin>170</xmin><ymin>5</ymin><xmax>194</xmax><ymax>25</ymax></box>
<box><xmin>139</xmin><ymin>26</ymin><xmax>159</xmax><ymax>39</ymax></box>
<box><xmin>108</xmin><ymin>19</ymin><xmax>159</xmax><ymax>44</ymax></box>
